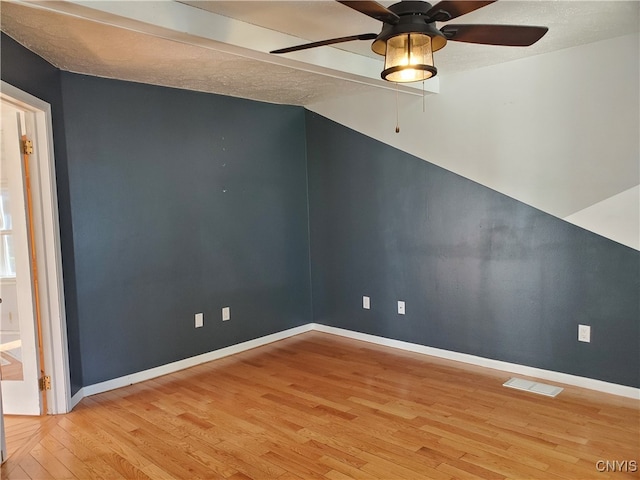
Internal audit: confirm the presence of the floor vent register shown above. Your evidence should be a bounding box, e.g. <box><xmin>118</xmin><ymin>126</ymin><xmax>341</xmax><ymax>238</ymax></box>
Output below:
<box><xmin>503</xmin><ymin>377</ymin><xmax>563</xmax><ymax>397</ymax></box>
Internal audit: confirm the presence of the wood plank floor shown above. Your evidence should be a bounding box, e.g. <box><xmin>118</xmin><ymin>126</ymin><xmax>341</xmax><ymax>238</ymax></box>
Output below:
<box><xmin>2</xmin><ymin>331</ymin><xmax>639</xmax><ymax>479</ymax></box>
<box><xmin>1</xmin><ymin>351</ymin><xmax>24</xmax><ymax>381</ymax></box>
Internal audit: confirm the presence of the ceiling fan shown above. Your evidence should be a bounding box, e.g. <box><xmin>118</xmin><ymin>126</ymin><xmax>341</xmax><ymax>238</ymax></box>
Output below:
<box><xmin>270</xmin><ymin>1</ymin><xmax>548</xmax><ymax>83</ymax></box>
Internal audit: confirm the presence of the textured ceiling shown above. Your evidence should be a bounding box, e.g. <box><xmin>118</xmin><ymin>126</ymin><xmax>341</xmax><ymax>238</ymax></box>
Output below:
<box><xmin>2</xmin><ymin>1</ymin><xmax>638</xmax><ymax>106</ymax></box>
<box><xmin>0</xmin><ymin>2</ymin><xmax>379</xmax><ymax>105</ymax></box>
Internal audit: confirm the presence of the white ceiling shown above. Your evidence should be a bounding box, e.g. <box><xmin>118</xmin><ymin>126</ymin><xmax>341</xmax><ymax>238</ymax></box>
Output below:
<box><xmin>180</xmin><ymin>0</ymin><xmax>640</xmax><ymax>72</ymax></box>
<box><xmin>2</xmin><ymin>1</ymin><xmax>638</xmax><ymax>105</ymax></box>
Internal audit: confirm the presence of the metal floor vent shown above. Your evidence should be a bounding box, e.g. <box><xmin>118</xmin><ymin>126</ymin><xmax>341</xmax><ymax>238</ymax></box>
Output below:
<box><xmin>503</xmin><ymin>377</ymin><xmax>563</xmax><ymax>397</ymax></box>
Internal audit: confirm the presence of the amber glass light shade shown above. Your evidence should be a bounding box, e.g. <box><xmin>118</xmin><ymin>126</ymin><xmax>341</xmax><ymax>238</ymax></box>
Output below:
<box><xmin>382</xmin><ymin>33</ymin><xmax>437</xmax><ymax>82</ymax></box>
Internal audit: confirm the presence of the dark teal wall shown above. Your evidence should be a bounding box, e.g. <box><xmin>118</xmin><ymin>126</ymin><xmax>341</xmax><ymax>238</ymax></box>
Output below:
<box><xmin>60</xmin><ymin>73</ymin><xmax>312</xmax><ymax>386</ymax></box>
<box><xmin>306</xmin><ymin>111</ymin><xmax>640</xmax><ymax>388</ymax></box>
<box><xmin>2</xmin><ymin>34</ymin><xmax>311</xmax><ymax>391</ymax></box>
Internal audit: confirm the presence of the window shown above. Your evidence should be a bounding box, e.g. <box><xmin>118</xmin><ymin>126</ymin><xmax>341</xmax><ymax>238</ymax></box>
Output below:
<box><xmin>0</xmin><ymin>185</ymin><xmax>16</xmax><ymax>278</ymax></box>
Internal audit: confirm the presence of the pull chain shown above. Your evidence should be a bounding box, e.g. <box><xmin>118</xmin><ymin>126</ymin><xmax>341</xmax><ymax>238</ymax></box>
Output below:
<box><xmin>395</xmin><ymin>82</ymin><xmax>400</xmax><ymax>133</ymax></box>
<box><xmin>422</xmin><ymin>79</ymin><xmax>426</xmax><ymax>113</ymax></box>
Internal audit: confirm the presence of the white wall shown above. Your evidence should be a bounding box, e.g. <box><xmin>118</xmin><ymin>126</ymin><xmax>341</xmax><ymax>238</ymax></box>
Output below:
<box><xmin>308</xmin><ymin>33</ymin><xmax>639</xmax><ymax>250</ymax></box>
<box><xmin>564</xmin><ymin>185</ymin><xmax>639</xmax><ymax>250</ymax></box>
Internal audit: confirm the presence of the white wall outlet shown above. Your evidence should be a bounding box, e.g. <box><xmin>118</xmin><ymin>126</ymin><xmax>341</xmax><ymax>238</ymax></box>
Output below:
<box><xmin>398</xmin><ymin>301</ymin><xmax>405</xmax><ymax>315</ymax></box>
<box><xmin>195</xmin><ymin>312</ymin><xmax>203</xmax><ymax>328</ymax></box>
<box><xmin>578</xmin><ymin>324</ymin><xmax>591</xmax><ymax>343</ymax></box>
<box><xmin>222</xmin><ymin>306</ymin><xmax>230</xmax><ymax>321</ymax></box>
<box><xmin>363</xmin><ymin>296</ymin><xmax>370</xmax><ymax>310</ymax></box>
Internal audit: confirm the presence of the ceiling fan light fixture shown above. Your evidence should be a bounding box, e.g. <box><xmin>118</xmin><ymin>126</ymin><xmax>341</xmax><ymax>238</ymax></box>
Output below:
<box><xmin>271</xmin><ymin>1</ymin><xmax>548</xmax><ymax>84</ymax></box>
<box><xmin>381</xmin><ymin>32</ymin><xmax>437</xmax><ymax>83</ymax></box>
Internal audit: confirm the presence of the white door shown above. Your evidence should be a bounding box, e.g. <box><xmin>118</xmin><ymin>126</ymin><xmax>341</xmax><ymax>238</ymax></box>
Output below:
<box><xmin>0</xmin><ymin>384</ymin><xmax>5</xmax><ymax>463</ymax></box>
<box><xmin>0</xmin><ymin>102</ymin><xmax>41</xmax><ymax>415</ymax></box>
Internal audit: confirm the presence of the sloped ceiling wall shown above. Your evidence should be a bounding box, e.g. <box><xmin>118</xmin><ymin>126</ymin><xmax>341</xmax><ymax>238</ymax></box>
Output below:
<box><xmin>308</xmin><ymin>33</ymin><xmax>640</xmax><ymax>250</ymax></box>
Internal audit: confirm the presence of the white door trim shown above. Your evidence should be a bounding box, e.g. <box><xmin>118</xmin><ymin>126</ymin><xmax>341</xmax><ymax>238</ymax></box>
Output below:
<box><xmin>1</xmin><ymin>81</ymin><xmax>70</xmax><ymax>414</ymax></box>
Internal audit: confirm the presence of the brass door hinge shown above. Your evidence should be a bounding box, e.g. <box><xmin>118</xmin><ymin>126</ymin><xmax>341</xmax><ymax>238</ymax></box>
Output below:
<box><xmin>22</xmin><ymin>139</ymin><xmax>33</xmax><ymax>155</ymax></box>
<box><xmin>39</xmin><ymin>375</ymin><xmax>51</xmax><ymax>391</ymax></box>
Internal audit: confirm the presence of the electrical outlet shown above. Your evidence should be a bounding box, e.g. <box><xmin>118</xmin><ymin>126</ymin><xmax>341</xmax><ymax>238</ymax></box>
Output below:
<box><xmin>195</xmin><ymin>312</ymin><xmax>203</xmax><ymax>328</ymax></box>
<box><xmin>222</xmin><ymin>306</ymin><xmax>230</xmax><ymax>321</ymax></box>
<box><xmin>363</xmin><ymin>296</ymin><xmax>370</xmax><ymax>309</ymax></box>
<box><xmin>578</xmin><ymin>324</ymin><xmax>591</xmax><ymax>343</ymax></box>
<box><xmin>398</xmin><ymin>301</ymin><xmax>405</xmax><ymax>315</ymax></box>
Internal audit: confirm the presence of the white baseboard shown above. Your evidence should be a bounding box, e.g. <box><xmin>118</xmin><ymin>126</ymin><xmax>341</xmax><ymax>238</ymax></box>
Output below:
<box><xmin>312</xmin><ymin>324</ymin><xmax>640</xmax><ymax>400</ymax></box>
<box><xmin>70</xmin><ymin>324</ymin><xmax>313</xmax><ymax>408</ymax></box>
<box><xmin>70</xmin><ymin>322</ymin><xmax>639</xmax><ymax>408</ymax></box>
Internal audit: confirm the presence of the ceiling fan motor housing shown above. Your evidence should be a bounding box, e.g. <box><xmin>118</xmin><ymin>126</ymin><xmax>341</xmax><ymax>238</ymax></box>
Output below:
<box><xmin>371</xmin><ymin>1</ymin><xmax>448</xmax><ymax>55</ymax></box>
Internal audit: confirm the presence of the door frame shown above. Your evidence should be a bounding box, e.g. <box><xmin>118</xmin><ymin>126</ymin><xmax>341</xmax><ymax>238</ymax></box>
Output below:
<box><xmin>1</xmin><ymin>81</ymin><xmax>70</xmax><ymax>415</ymax></box>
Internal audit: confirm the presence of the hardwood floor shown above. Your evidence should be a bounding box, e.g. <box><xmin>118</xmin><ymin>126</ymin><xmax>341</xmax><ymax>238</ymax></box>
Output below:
<box><xmin>1</xmin><ymin>350</ymin><xmax>24</xmax><ymax>381</ymax></box>
<box><xmin>2</xmin><ymin>331</ymin><xmax>638</xmax><ymax>479</ymax></box>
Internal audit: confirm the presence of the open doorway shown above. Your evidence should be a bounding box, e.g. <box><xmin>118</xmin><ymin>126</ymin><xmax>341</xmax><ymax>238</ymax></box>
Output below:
<box><xmin>0</xmin><ymin>81</ymin><xmax>69</xmax><ymax>462</ymax></box>
<box><xmin>0</xmin><ymin>99</ymin><xmax>41</xmax><ymax>416</ymax></box>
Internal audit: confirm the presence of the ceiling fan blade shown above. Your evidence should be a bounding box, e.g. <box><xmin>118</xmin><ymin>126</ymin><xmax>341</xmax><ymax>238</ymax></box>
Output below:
<box><xmin>270</xmin><ymin>33</ymin><xmax>378</xmax><ymax>54</ymax></box>
<box><xmin>441</xmin><ymin>24</ymin><xmax>549</xmax><ymax>46</ymax></box>
<box><xmin>336</xmin><ymin>1</ymin><xmax>400</xmax><ymax>24</ymax></box>
<box><xmin>426</xmin><ymin>1</ymin><xmax>496</xmax><ymax>22</ymax></box>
